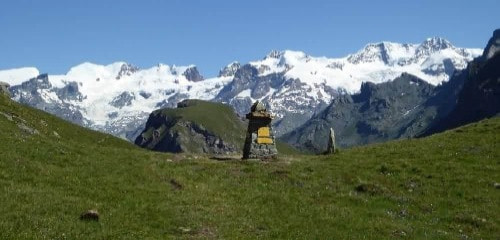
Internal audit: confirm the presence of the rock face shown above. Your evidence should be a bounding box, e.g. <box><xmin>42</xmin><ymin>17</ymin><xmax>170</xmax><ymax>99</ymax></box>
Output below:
<box><xmin>116</xmin><ymin>63</ymin><xmax>139</xmax><ymax>80</ymax></box>
<box><xmin>482</xmin><ymin>29</ymin><xmax>500</xmax><ymax>60</ymax></box>
<box><xmin>110</xmin><ymin>91</ymin><xmax>135</xmax><ymax>108</ymax></box>
<box><xmin>424</xmin><ymin>29</ymin><xmax>500</xmax><ymax>134</ymax></box>
<box><xmin>135</xmin><ymin>99</ymin><xmax>245</xmax><ymax>154</ymax></box>
<box><xmin>9</xmin><ymin>74</ymin><xmax>85</xmax><ymax>125</ymax></box>
<box><xmin>285</xmin><ymin>29</ymin><xmax>500</xmax><ymax>152</ymax></box>
<box><xmin>182</xmin><ymin>66</ymin><xmax>204</xmax><ymax>82</ymax></box>
<box><xmin>214</xmin><ymin>64</ymin><xmax>331</xmax><ymax>137</ymax></box>
<box><xmin>218</xmin><ymin>62</ymin><xmax>241</xmax><ymax>77</ymax></box>
<box><xmin>284</xmin><ymin>73</ymin><xmax>437</xmax><ymax>152</ymax></box>
<box><xmin>0</xmin><ymin>81</ymin><xmax>10</xmax><ymax>97</ymax></box>
<box><xmin>242</xmin><ymin>101</ymin><xmax>278</xmax><ymax>159</ymax></box>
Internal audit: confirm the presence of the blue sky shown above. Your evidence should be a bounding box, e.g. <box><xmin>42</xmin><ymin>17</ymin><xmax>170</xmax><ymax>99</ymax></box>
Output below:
<box><xmin>1</xmin><ymin>0</ymin><xmax>499</xmax><ymax>77</ymax></box>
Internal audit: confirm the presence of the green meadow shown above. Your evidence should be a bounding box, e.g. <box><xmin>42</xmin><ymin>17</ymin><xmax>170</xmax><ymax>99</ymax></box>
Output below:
<box><xmin>0</xmin><ymin>95</ymin><xmax>498</xmax><ymax>239</ymax></box>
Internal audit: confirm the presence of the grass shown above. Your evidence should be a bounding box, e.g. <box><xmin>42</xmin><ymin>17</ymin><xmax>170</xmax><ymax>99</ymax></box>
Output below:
<box><xmin>144</xmin><ymin>99</ymin><xmax>299</xmax><ymax>154</ymax></box>
<box><xmin>154</xmin><ymin>99</ymin><xmax>246</xmax><ymax>148</ymax></box>
<box><xmin>0</xmin><ymin>95</ymin><xmax>499</xmax><ymax>239</ymax></box>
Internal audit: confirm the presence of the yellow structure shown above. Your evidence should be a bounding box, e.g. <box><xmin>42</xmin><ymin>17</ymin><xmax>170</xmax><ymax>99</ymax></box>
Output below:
<box><xmin>258</xmin><ymin>127</ymin><xmax>270</xmax><ymax>137</ymax></box>
<box><xmin>257</xmin><ymin>127</ymin><xmax>272</xmax><ymax>144</ymax></box>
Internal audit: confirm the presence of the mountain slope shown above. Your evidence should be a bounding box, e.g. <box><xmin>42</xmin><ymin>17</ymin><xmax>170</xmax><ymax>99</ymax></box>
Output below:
<box><xmin>0</xmin><ymin>38</ymin><xmax>481</xmax><ymax>140</ymax></box>
<box><xmin>135</xmin><ymin>99</ymin><xmax>246</xmax><ymax>154</ymax></box>
<box><xmin>216</xmin><ymin>39</ymin><xmax>481</xmax><ymax>136</ymax></box>
<box><xmin>1</xmin><ymin>94</ymin><xmax>498</xmax><ymax>238</ymax></box>
<box><xmin>7</xmin><ymin>63</ymin><xmax>233</xmax><ymax>141</ymax></box>
<box><xmin>285</xmin><ymin>30</ymin><xmax>499</xmax><ymax>152</ymax></box>
<box><xmin>284</xmin><ymin>73</ymin><xmax>437</xmax><ymax>152</ymax></box>
<box><xmin>424</xmin><ymin>29</ymin><xmax>500</xmax><ymax>134</ymax></box>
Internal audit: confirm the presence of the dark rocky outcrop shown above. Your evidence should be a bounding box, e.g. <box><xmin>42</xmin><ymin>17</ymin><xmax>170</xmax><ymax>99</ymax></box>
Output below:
<box><xmin>110</xmin><ymin>91</ymin><xmax>135</xmax><ymax>108</ymax></box>
<box><xmin>183</xmin><ymin>66</ymin><xmax>204</xmax><ymax>82</ymax></box>
<box><xmin>482</xmin><ymin>29</ymin><xmax>500</xmax><ymax>61</ymax></box>
<box><xmin>116</xmin><ymin>63</ymin><xmax>139</xmax><ymax>80</ymax></box>
<box><xmin>283</xmin><ymin>73</ymin><xmax>437</xmax><ymax>152</ymax></box>
<box><xmin>424</xmin><ymin>29</ymin><xmax>500</xmax><ymax>134</ymax></box>
<box><xmin>56</xmin><ymin>82</ymin><xmax>83</xmax><ymax>101</ymax></box>
<box><xmin>135</xmin><ymin>99</ymin><xmax>245</xmax><ymax>154</ymax></box>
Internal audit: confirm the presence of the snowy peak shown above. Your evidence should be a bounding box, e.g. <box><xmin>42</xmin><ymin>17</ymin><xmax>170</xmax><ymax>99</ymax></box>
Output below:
<box><xmin>244</xmin><ymin>38</ymin><xmax>481</xmax><ymax>91</ymax></box>
<box><xmin>415</xmin><ymin>37</ymin><xmax>454</xmax><ymax>60</ymax></box>
<box><xmin>420</xmin><ymin>37</ymin><xmax>453</xmax><ymax>50</ymax></box>
<box><xmin>262</xmin><ymin>50</ymin><xmax>309</xmax><ymax>63</ymax></box>
<box><xmin>218</xmin><ymin>61</ymin><xmax>241</xmax><ymax>77</ymax></box>
<box><xmin>116</xmin><ymin>63</ymin><xmax>139</xmax><ymax>80</ymax></box>
<box><xmin>347</xmin><ymin>42</ymin><xmax>412</xmax><ymax>64</ymax></box>
<box><xmin>249</xmin><ymin>50</ymin><xmax>307</xmax><ymax>76</ymax></box>
<box><xmin>264</xmin><ymin>50</ymin><xmax>284</xmax><ymax>59</ymax></box>
<box><xmin>0</xmin><ymin>67</ymin><xmax>40</xmax><ymax>86</ymax></box>
<box><xmin>65</xmin><ymin>62</ymin><xmax>132</xmax><ymax>83</ymax></box>
<box><xmin>347</xmin><ymin>37</ymin><xmax>475</xmax><ymax>66</ymax></box>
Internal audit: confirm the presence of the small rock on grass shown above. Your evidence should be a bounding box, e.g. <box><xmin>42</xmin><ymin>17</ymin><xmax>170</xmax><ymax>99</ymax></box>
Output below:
<box><xmin>178</xmin><ymin>227</ymin><xmax>192</xmax><ymax>233</ymax></box>
<box><xmin>170</xmin><ymin>179</ymin><xmax>183</xmax><ymax>190</ymax></box>
<box><xmin>80</xmin><ymin>209</ymin><xmax>99</xmax><ymax>221</ymax></box>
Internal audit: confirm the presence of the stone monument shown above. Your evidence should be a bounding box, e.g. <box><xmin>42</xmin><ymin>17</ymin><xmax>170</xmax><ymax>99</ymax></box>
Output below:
<box><xmin>242</xmin><ymin>101</ymin><xmax>278</xmax><ymax>159</ymax></box>
<box><xmin>326</xmin><ymin>127</ymin><xmax>336</xmax><ymax>154</ymax></box>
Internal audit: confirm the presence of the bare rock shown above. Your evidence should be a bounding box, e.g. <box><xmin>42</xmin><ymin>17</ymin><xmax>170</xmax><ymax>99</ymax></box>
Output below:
<box><xmin>483</xmin><ymin>29</ymin><xmax>500</xmax><ymax>60</ymax></box>
<box><xmin>17</xmin><ymin>123</ymin><xmax>39</xmax><ymax>135</ymax></box>
<box><xmin>325</xmin><ymin>127</ymin><xmax>336</xmax><ymax>154</ymax></box>
<box><xmin>183</xmin><ymin>66</ymin><xmax>204</xmax><ymax>82</ymax></box>
<box><xmin>0</xmin><ymin>81</ymin><xmax>10</xmax><ymax>97</ymax></box>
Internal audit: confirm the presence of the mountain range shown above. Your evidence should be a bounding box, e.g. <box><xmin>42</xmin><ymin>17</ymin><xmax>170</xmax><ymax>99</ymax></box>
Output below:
<box><xmin>0</xmin><ymin>37</ymin><xmax>483</xmax><ymax>145</ymax></box>
<box><xmin>285</xmin><ymin>30</ymin><xmax>500</xmax><ymax>153</ymax></box>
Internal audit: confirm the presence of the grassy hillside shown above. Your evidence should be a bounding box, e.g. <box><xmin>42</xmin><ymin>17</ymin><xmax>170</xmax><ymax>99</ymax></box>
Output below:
<box><xmin>0</xmin><ymin>95</ymin><xmax>499</xmax><ymax>239</ymax></box>
<box><xmin>137</xmin><ymin>99</ymin><xmax>299</xmax><ymax>155</ymax></box>
<box><xmin>157</xmin><ymin>99</ymin><xmax>246</xmax><ymax>150</ymax></box>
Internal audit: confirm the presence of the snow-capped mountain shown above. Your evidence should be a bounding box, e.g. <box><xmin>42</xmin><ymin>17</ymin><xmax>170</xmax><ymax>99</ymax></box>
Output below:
<box><xmin>216</xmin><ymin>37</ymin><xmax>481</xmax><ymax>135</ymax></box>
<box><xmin>0</xmin><ymin>37</ymin><xmax>482</xmax><ymax>140</ymax></box>
<box><xmin>5</xmin><ymin>63</ymin><xmax>233</xmax><ymax>139</ymax></box>
<box><xmin>250</xmin><ymin>37</ymin><xmax>479</xmax><ymax>93</ymax></box>
<box><xmin>0</xmin><ymin>67</ymin><xmax>40</xmax><ymax>85</ymax></box>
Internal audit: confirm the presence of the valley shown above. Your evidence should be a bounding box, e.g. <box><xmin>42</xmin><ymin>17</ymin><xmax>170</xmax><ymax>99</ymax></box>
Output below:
<box><xmin>0</xmin><ymin>94</ymin><xmax>498</xmax><ymax>238</ymax></box>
